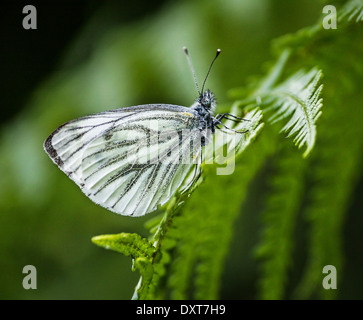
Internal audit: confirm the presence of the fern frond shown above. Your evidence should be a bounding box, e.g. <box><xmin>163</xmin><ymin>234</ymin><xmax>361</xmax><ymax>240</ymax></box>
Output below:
<box><xmin>339</xmin><ymin>0</ymin><xmax>363</xmax><ymax>23</ymax></box>
<box><xmin>166</xmin><ymin>127</ymin><xmax>278</xmax><ymax>299</ymax></box>
<box><xmin>256</xmin><ymin>142</ymin><xmax>306</xmax><ymax>299</ymax></box>
<box><xmin>231</xmin><ymin>51</ymin><xmax>323</xmax><ymax>158</ymax></box>
<box><xmin>294</xmin><ymin>100</ymin><xmax>363</xmax><ymax>299</ymax></box>
<box><xmin>92</xmin><ymin>233</ymin><xmax>154</xmax><ymax>259</ymax></box>
<box><xmin>266</xmin><ymin>68</ymin><xmax>323</xmax><ymax>157</ymax></box>
<box><xmin>89</xmin><ymin>1</ymin><xmax>362</xmax><ymax>300</ymax></box>
<box><xmin>294</xmin><ymin>49</ymin><xmax>363</xmax><ymax>299</ymax></box>
<box><xmin>123</xmin><ymin>104</ymin><xmax>266</xmax><ymax>300</ymax></box>
<box><xmin>92</xmin><ymin>233</ymin><xmax>156</xmax><ymax>299</ymax></box>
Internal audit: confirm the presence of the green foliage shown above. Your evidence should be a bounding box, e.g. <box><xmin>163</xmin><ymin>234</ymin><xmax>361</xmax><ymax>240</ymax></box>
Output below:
<box><xmin>93</xmin><ymin>107</ymin><xmax>266</xmax><ymax>300</ymax></box>
<box><xmin>92</xmin><ymin>0</ymin><xmax>363</xmax><ymax>299</ymax></box>
<box><xmin>340</xmin><ymin>0</ymin><xmax>363</xmax><ymax>22</ymax></box>
<box><xmin>265</xmin><ymin>68</ymin><xmax>323</xmax><ymax>157</ymax></box>
<box><xmin>92</xmin><ymin>233</ymin><xmax>154</xmax><ymax>259</ymax></box>
<box><xmin>257</xmin><ymin>1</ymin><xmax>363</xmax><ymax>299</ymax></box>
<box><xmin>255</xmin><ymin>139</ymin><xmax>307</xmax><ymax>299</ymax></box>
<box><xmin>1</xmin><ymin>0</ymin><xmax>362</xmax><ymax>300</ymax></box>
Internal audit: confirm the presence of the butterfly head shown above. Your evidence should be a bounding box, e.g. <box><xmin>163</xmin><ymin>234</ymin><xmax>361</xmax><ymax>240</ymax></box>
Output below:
<box><xmin>198</xmin><ymin>89</ymin><xmax>216</xmax><ymax>113</ymax></box>
<box><xmin>183</xmin><ymin>47</ymin><xmax>220</xmax><ymax>115</ymax></box>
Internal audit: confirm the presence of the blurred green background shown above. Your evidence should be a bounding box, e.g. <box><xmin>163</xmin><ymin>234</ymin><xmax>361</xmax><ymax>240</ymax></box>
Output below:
<box><xmin>0</xmin><ymin>0</ymin><xmax>362</xmax><ymax>299</ymax></box>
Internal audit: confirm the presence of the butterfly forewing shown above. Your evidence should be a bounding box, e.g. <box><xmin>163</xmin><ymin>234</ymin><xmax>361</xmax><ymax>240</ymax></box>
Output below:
<box><xmin>44</xmin><ymin>104</ymin><xmax>202</xmax><ymax>216</ymax></box>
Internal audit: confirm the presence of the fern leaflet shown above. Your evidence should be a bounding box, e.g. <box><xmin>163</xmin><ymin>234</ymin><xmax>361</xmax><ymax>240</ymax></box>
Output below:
<box><xmin>265</xmin><ymin>68</ymin><xmax>323</xmax><ymax>157</ymax></box>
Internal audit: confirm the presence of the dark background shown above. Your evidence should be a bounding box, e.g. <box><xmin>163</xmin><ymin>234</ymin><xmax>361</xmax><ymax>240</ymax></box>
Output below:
<box><xmin>1</xmin><ymin>0</ymin><xmax>169</xmax><ymax>124</ymax></box>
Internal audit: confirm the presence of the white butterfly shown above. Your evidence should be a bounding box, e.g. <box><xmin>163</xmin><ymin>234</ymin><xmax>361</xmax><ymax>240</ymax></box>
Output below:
<box><xmin>44</xmin><ymin>48</ymin><xmax>245</xmax><ymax>216</ymax></box>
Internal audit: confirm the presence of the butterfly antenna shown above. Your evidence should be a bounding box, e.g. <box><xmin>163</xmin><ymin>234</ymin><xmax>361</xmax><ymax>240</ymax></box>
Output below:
<box><xmin>201</xmin><ymin>48</ymin><xmax>221</xmax><ymax>94</ymax></box>
<box><xmin>183</xmin><ymin>46</ymin><xmax>201</xmax><ymax>96</ymax></box>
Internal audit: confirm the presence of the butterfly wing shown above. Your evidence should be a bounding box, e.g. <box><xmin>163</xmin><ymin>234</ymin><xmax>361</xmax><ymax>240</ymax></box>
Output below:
<box><xmin>44</xmin><ymin>104</ymin><xmax>202</xmax><ymax>216</ymax></box>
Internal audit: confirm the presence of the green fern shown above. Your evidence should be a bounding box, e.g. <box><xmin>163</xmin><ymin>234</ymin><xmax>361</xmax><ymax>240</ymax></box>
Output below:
<box><xmin>92</xmin><ymin>233</ymin><xmax>155</xmax><ymax>299</ymax></box>
<box><xmin>165</xmin><ymin>125</ymin><xmax>277</xmax><ymax>299</ymax></box>
<box><xmin>294</xmin><ymin>99</ymin><xmax>363</xmax><ymax>299</ymax></box>
<box><xmin>92</xmin><ymin>233</ymin><xmax>154</xmax><ymax>258</ymax></box>
<box><xmin>91</xmin><ymin>0</ymin><xmax>363</xmax><ymax>300</ymax></box>
<box><xmin>292</xmin><ymin>27</ymin><xmax>363</xmax><ymax>299</ymax></box>
<box><xmin>265</xmin><ymin>69</ymin><xmax>323</xmax><ymax>157</ymax></box>
<box><xmin>140</xmin><ymin>107</ymin><xmax>265</xmax><ymax>299</ymax></box>
<box><xmin>256</xmin><ymin>1</ymin><xmax>363</xmax><ymax>300</ymax></box>
<box><xmin>232</xmin><ymin>52</ymin><xmax>323</xmax><ymax>158</ymax></box>
<box><xmin>339</xmin><ymin>0</ymin><xmax>363</xmax><ymax>22</ymax></box>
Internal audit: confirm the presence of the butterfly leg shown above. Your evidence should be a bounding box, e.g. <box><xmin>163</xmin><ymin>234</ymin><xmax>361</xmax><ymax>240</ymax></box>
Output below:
<box><xmin>215</xmin><ymin>113</ymin><xmax>250</xmax><ymax>123</ymax></box>
<box><xmin>214</xmin><ymin>118</ymin><xmax>248</xmax><ymax>134</ymax></box>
